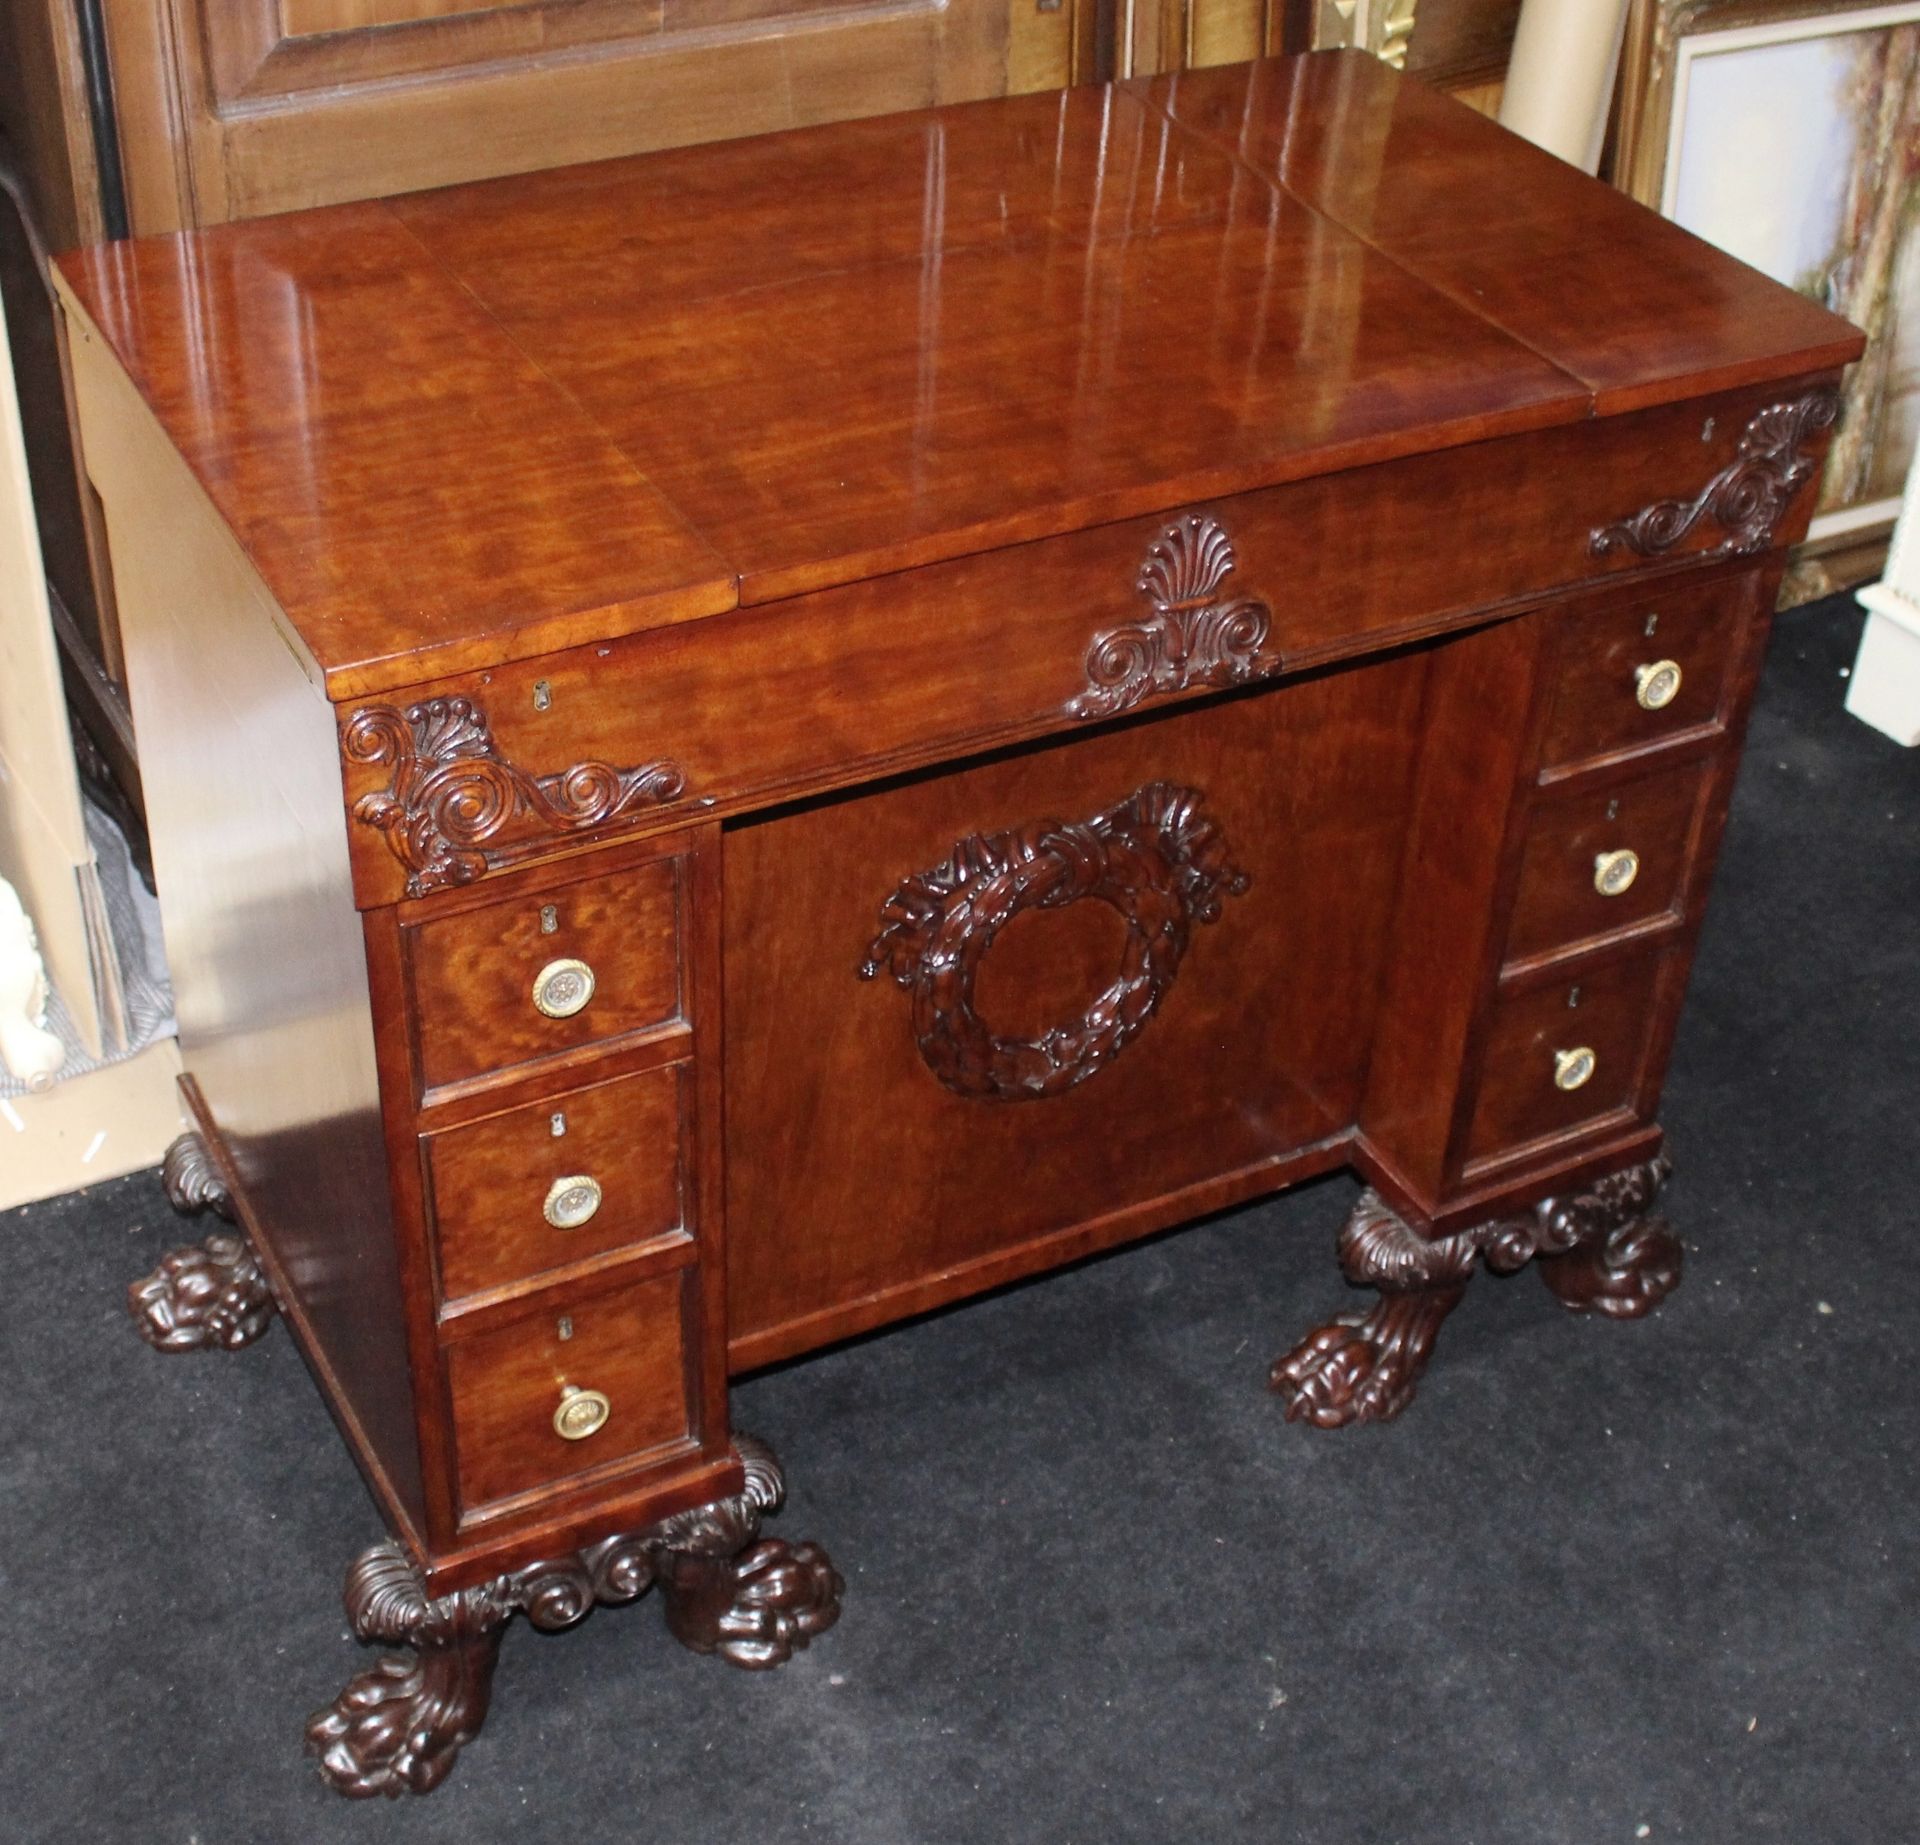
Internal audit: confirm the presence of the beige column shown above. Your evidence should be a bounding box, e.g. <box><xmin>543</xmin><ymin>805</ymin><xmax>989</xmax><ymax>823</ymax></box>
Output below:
<box><xmin>1497</xmin><ymin>0</ymin><xmax>1632</xmax><ymax>174</ymax></box>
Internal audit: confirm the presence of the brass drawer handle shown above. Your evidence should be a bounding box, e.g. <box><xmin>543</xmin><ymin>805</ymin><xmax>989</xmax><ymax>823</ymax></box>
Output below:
<box><xmin>1554</xmin><ymin>1046</ymin><xmax>1597</xmax><ymax>1092</ymax></box>
<box><xmin>543</xmin><ymin>1175</ymin><xmax>603</xmax><ymax>1230</ymax></box>
<box><xmin>1593</xmin><ymin>848</ymin><xmax>1640</xmax><ymax>897</ymax></box>
<box><xmin>532</xmin><ymin>956</ymin><xmax>595</xmax><ymax>1019</ymax></box>
<box><xmin>1634</xmin><ymin>658</ymin><xmax>1682</xmax><ymax>711</ymax></box>
<box><xmin>553</xmin><ymin>1384</ymin><xmax>610</xmax><ymax>1441</ymax></box>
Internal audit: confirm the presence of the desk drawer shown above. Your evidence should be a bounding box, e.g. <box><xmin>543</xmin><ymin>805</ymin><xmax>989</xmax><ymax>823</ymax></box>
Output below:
<box><xmin>406</xmin><ymin>853</ymin><xmax>684</xmax><ymax>1094</ymax></box>
<box><xmin>1504</xmin><ymin>759</ymin><xmax>1709</xmax><ymax>966</ymax></box>
<box><xmin>425</xmin><ymin>1062</ymin><xmax>688</xmax><ymax>1303</ymax></box>
<box><xmin>1462</xmin><ymin>954</ymin><xmax>1662</xmax><ymax>1169</ymax></box>
<box><xmin>445</xmin><ymin>1270</ymin><xmax>694</xmax><ymax>1515</ymax></box>
<box><xmin>1539</xmin><ymin>581</ymin><xmax>1744</xmax><ymax>773</ymax></box>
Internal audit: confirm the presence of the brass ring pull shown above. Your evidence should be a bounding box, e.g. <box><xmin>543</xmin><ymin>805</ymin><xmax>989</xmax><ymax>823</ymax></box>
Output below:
<box><xmin>1634</xmin><ymin>659</ymin><xmax>1682</xmax><ymax>711</ymax></box>
<box><xmin>553</xmin><ymin>1384</ymin><xmax>610</xmax><ymax>1441</ymax></box>
<box><xmin>532</xmin><ymin>956</ymin><xmax>595</xmax><ymax>1019</ymax></box>
<box><xmin>1554</xmin><ymin>1046</ymin><xmax>1597</xmax><ymax>1092</ymax></box>
<box><xmin>543</xmin><ymin>1175</ymin><xmax>603</xmax><ymax>1230</ymax></box>
<box><xmin>1593</xmin><ymin>848</ymin><xmax>1640</xmax><ymax>897</ymax></box>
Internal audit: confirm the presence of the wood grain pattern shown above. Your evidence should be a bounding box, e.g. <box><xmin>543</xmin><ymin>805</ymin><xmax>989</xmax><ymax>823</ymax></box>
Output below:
<box><xmin>444</xmin><ymin>1269</ymin><xmax>694</xmax><ymax>1515</ymax></box>
<box><xmin>1502</xmin><ymin>757</ymin><xmax>1709</xmax><ymax>968</ymax></box>
<box><xmin>424</xmin><ymin>1061</ymin><xmax>689</xmax><ymax>1303</ymax></box>
<box><xmin>1537</xmin><ymin>578</ymin><xmax>1744</xmax><ymax>775</ymax></box>
<box><xmin>404</xmin><ymin>850</ymin><xmax>683</xmax><ymax>1097</ymax></box>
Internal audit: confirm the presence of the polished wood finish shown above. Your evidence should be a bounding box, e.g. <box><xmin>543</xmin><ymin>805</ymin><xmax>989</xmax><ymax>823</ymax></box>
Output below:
<box><xmin>403</xmin><ymin>847</ymin><xmax>684</xmax><ymax>1097</ymax></box>
<box><xmin>60</xmin><ymin>58</ymin><xmax>1863</xmax><ymax>1795</ymax></box>
<box><xmin>425</xmin><ymin>1062</ymin><xmax>689</xmax><ymax>1304</ymax></box>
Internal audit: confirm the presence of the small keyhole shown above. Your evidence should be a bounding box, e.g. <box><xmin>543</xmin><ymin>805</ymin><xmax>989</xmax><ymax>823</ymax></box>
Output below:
<box><xmin>551</xmin><ymin>1112</ymin><xmax>567</xmax><ymax>1137</ymax></box>
<box><xmin>1644</xmin><ymin>612</ymin><xmax>1659</xmax><ymax>637</ymax></box>
<box><xmin>1605</xmin><ymin>798</ymin><xmax>1620</xmax><ymax>821</ymax></box>
<box><xmin>540</xmin><ymin>904</ymin><xmax>558</xmax><ymax>934</ymax></box>
<box><xmin>557</xmin><ymin>1316</ymin><xmax>574</xmax><ymax>1342</ymax></box>
<box><xmin>533</xmin><ymin>679</ymin><xmax>552</xmax><ymax>711</ymax></box>
<box><xmin>1701</xmin><ymin>417</ymin><xmax>1716</xmax><ymax>443</ymax></box>
<box><xmin>1568</xmin><ymin>986</ymin><xmax>1582</xmax><ymax>1009</ymax></box>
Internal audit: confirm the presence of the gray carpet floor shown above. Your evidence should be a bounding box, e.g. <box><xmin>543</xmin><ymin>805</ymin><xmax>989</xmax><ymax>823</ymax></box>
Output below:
<box><xmin>2</xmin><ymin>593</ymin><xmax>1913</xmax><ymax>1843</ymax></box>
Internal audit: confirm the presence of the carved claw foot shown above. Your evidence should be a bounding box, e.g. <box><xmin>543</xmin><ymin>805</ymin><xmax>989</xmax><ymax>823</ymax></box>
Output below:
<box><xmin>307</xmin><ymin>1435</ymin><xmax>841</xmax><ymax>1798</ymax></box>
<box><xmin>131</xmin><ymin>1133</ymin><xmax>275</xmax><ymax>1351</ymax></box>
<box><xmin>1273</xmin><ymin>1157</ymin><xmax>1678</xmax><ymax>1427</ymax></box>
<box><xmin>1270</xmin><ymin>1191</ymin><xmax>1479</xmax><ymax>1428</ymax></box>
<box><xmin>1271</xmin><ymin>1284</ymin><xmax>1469</xmax><ymax>1427</ymax></box>
<box><xmin>128</xmin><ymin>1231</ymin><xmax>276</xmax><ymax>1351</ymax></box>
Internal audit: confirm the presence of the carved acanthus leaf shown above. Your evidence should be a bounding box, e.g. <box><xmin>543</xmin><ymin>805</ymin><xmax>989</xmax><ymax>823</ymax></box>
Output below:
<box><xmin>343</xmin><ymin>696</ymin><xmax>686</xmax><ymax>897</ymax></box>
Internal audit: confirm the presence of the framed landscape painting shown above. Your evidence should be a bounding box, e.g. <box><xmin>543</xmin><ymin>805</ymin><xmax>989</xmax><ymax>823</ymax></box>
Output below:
<box><xmin>1617</xmin><ymin>1</ymin><xmax>1920</xmax><ymax>562</ymax></box>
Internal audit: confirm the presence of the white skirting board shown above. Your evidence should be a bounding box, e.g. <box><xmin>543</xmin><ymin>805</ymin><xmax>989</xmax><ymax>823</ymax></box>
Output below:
<box><xmin>1847</xmin><ymin>586</ymin><xmax>1920</xmax><ymax>747</ymax></box>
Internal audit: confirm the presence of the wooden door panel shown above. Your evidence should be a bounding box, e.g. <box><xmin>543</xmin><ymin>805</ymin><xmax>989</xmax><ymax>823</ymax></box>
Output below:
<box><xmin>106</xmin><ymin>0</ymin><xmax>1071</xmax><ymax>230</ymax></box>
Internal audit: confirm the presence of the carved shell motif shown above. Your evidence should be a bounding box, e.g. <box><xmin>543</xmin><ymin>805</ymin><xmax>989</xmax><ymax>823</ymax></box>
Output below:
<box><xmin>1068</xmin><ymin>515</ymin><xmax>1279</xmax><ymax>720</ymax></box>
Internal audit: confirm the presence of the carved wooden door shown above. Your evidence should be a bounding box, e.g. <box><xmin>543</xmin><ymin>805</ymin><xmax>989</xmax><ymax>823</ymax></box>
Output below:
<box><xmin>101</xmin><ymin>0</ymin><xmax>1083</xmax><ymax>231</ymax></box>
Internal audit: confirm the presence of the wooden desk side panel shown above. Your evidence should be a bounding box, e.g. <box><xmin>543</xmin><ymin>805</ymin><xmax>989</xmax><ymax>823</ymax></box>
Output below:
<box><xmin>61</xmin><ymin>301</ymin><xmax>426</xmax><ymax>1541</ymax></box>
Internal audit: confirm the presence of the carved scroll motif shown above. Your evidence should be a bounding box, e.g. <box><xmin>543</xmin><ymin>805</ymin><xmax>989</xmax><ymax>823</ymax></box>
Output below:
<box><xmin>1589</xmin><ymin>390</ymin><xmax>1840</xmax><ymax>560</ymax></box>
<box><xmin>859</xmin><ymin>782</ymin><xmax>1249</xmax><ymax>1102</ymax></box>
<box><xmin>1068</xmin><ymin>515</ymin><xmax>1279</xmax><ymax>721</ymax></box>
<box><xmin>343</xmin><ymin>697</ymin><xmax>686</xmax><ymax>898</ymax></box>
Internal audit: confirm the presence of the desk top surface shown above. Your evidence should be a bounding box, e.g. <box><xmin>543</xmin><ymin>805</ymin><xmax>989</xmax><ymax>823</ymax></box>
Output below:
<box><xmin>57</xmin><ymin>53</ymin><xmax>1861</xmax><ymax>700</ymax></box>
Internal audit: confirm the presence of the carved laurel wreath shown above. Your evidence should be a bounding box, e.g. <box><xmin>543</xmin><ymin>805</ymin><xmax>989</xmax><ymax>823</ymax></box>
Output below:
<box><xmin>1068</xmin><ymin>514</ymin><xmax>1279</xmax><ymax>720</ymax></box>
<box><xmin>858</xmin><ymin>781</ymin><xmax>1249</xmax><ymax>1102</ymax></box>
<box><xmin>343</xmin><ymin>696</ymin><xmax>685</xmax><ymax>898</ymax></box>
<box><xmin>1590</xmin><ymin>389</ymin><xmax>1839</xmax><ymax>561</ymax></box>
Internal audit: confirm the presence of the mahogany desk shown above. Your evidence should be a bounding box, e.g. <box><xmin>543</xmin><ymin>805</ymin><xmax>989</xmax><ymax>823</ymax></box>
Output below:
<box><xmin>54</xmin><ymin>53</ymin><xmax>1862</xmax><ymax>1797</ymax></box>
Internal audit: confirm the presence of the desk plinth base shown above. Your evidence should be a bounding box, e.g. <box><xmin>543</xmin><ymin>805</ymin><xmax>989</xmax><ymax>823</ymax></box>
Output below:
<box><xmin>306</xmin><ymin>1434</ymin><xmax>842</xmax><ymax>1799</ymax></box>
<box><xmin>1272</xmin><ymin>1156</ymin><xmax>1680</xmax><ymax>1428</ymax></box>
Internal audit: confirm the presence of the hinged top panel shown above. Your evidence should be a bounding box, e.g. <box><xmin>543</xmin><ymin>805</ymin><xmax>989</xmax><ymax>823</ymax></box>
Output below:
<box><xmin>55</xmin><ymin>54</ymin><xmax>1861</xmax><ymax>698</ymax></box>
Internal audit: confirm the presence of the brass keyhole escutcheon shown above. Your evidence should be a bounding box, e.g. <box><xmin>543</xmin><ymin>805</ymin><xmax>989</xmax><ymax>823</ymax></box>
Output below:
<box><xmin>543</xmin><ymin>1174</ymin><xmax>603</xmax><ymax>1230</ymax></box>
<box><xmin>1634</xmin><ymin>658</ymin><xmax>1682</xmax><ymax>711</ymax></box>
<box><xmin>1554</xmin><ymin>1046</ymin><xmax>1597</xmax><ymax>1092</ymax></box>
<box><xmin>1593</xmin><ymin>848</ymin><xmax>1640</xmax><ymax>897</ymax></box>
<box><xmin>553</xmin><ymin>1384</ymin><xmax>610</xmax><ymax>1441</ymax></box>
<box><xmin>532</xmin><ymin>956</ymin><xmax>595</xmax><ymax>1019</ymax></box>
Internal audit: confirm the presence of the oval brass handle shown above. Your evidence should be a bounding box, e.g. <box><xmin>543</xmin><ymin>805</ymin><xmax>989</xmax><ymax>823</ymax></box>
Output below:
<box><xmin>1593</xmin><ymin>848</ymin><xmax>1640</xmax><ymax>897</ymax></box>
<box><xmin>1554</xmin><ymin>1046</ymin><xmax>1597</xmax><ymax>1092</ymax></box>
<box><xmin>1634</xmin><ymin>658</ymin><xmax>1682</xmax><ymax>711</ymax></box>
<box><xmin>553</xmin><ymin>1384</ymin><xmax>611</xmax><ymax>1441</ymax></box>
<box><xmin>532</xmin><ymin>956</ymin><xmax>595</xmax><ymax>1020</ymax></box>
<box><xmin>543</xmin><ymin>1174</ymin><xmax>603</xmax><ymax>1230</ymax></box>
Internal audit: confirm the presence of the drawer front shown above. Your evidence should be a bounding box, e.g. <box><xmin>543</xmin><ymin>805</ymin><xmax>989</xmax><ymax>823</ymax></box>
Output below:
<box><xmin>1504</xmin><ymin>759</ymin><xmax>1710</xmax><ymax>965</ymax></box>
<box><xmin>1539</xmin><ymin>581</ymin><xmax>1744</xmax><ymax>772</ymax></box>
<box><xmin>445</xmin><ymin>1271</ymin><xmax>693</xmax><ymax>1514</ymax></box>
<box><xmin>339</xmin><ymin>384</ymin><xmax>1814</xmax><ymax>910</ymax></box>
<box><xmin>406</xmin><ymin>854</ymin><xmax>683</xmax><ymax>1094</ymax></box>
<box><xmin>1462</xmin><ymin>955</ymin><xmax>1663</xmax><ymax>1169</ymax></box>
<box><xmin>425</xmin><ymin>1062</ymin><xmax>688</xmax><ymax>1303</ymax></box>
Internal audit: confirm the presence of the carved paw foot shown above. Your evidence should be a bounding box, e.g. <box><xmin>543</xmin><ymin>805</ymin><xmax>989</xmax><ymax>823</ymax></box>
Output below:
<box><xmin>660</xmin><ymin>1536</ymin><xmax>845</xmax><ymax>1667</ymax></box>
<box><xmin>307</xmin><ymin>1437</ymin><xmax>841</xmax><ymax>1796</ymax></box>
<box><xmin>1270</xmin><ymin>1285</ymin><xmax>1467</xmax><ymax>1427</ymax></box>
<box><xmin>306</xmin><ymin>1545</ymin><xmax>509</xmax><ymax>1799</ymax></box>
<box><xmin>127</xmin><ymin>1232</ymin><xmax>276</xmax><ymax>1351</ymax></box>
<box><xmin>1539</xmin><ymin>1216</ymin><xmax>1683</xmax><ymax>1319</ymax></box>
<box><xmin>161</xmin><ymin>1131</ymin><xmax>234</xmax><ymax>1219</ymax></box>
